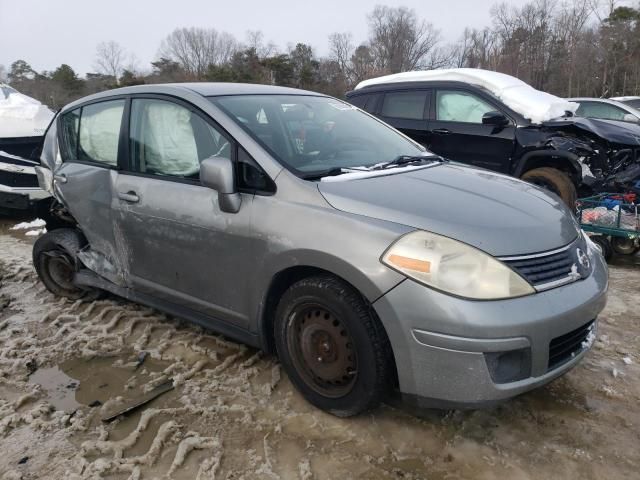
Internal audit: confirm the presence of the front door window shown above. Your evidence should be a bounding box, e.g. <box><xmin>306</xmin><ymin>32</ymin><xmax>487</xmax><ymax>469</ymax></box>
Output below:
<box><xmin>436</xmin><ymin>91</ymin><xmax>495</xmax><ymax>124</ymax></box>
<box><xmin>129</xmin><ymin>98</ymin><xmax>230</xmax><ymax>179</ymax></box>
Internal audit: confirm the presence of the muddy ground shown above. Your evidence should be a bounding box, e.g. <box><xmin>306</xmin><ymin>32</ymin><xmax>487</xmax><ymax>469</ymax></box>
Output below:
<box><xmin>0</xmin><ymin>221</ymin><xmax>638</xmax><ymax>480</ymax></box>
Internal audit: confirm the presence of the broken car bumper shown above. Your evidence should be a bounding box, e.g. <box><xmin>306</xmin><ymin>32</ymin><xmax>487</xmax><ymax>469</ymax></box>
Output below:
<box><xmin>373</xmin><ymin>249</ymin><xmax>608</xmax><ymax>408</ymax></box>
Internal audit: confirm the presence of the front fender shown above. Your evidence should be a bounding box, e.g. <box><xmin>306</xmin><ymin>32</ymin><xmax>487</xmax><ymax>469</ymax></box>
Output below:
<box><xmin>512</xmin><ymin>149</ymin><xmax>582</xmax><ymax>183</ymax></box>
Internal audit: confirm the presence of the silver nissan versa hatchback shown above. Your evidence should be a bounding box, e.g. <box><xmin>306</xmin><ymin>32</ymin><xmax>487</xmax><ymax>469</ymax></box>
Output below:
<box><xmin>33</xmin><ymin>83</ymin><xmax>608</xmax><ymax>416</ymax></box>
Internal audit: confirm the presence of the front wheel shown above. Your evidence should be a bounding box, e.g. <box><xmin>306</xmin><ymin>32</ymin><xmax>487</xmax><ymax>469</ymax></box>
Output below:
<box><xmin>521</xmin><ymin>167</ymin><xmax>577</xmax><ymax>207</ymax></box>
<box><xmin>274</xmin><ymin>276</ymin><xmax>395</xmax><ymax>417</ymax></box>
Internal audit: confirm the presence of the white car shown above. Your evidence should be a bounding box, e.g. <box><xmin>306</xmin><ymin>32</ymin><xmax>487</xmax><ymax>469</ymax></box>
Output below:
<box><xmin>568</xmin><ymin>97</ymin><xmax>640</xmax><ymax>124</ymax></box>
<box><xmin>610</xmin><ymin>96</ymin><xmax>640</xmax><ymax>110</ymax></box>
<box><xmin>0</xmin><ymin>84</ymin><xmax>53</xmax><ymax>213</ymax></box>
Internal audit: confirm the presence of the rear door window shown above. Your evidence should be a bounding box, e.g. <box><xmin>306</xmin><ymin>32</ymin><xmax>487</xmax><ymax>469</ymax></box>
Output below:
<box><xmin>78</xmin><ymin>100</ymin><xmax>125</xmax><ymax>166</ymax></box>
<box><xmin>128</xmin><ymin>98</ymin><xmax>230</xmax><ymax>180</ymax></box>
<box><xmin>59</xmin><ymin>100</ymin><xmax>125</xmax><ymax>165</ymax></box>
<box><xmin>381</xmin><ymin>91</ymin><xmax>428</xmax><ymax>120</ymax></box>
<box><xmin>436</xmin><ymin>90</ymin><xmax>495</xmax><ymax>124</ymax></box>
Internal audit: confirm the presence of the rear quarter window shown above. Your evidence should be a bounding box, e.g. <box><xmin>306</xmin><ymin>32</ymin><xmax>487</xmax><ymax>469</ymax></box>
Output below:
<box><xmin>59</xmin><ymin>109</ymin><xmax>80</xmax><ymax>161</ymax></box>
<box><xmin>348</xmin><ymin>95</ymin><xmax>368</xmax><ymax>109</ymax></box>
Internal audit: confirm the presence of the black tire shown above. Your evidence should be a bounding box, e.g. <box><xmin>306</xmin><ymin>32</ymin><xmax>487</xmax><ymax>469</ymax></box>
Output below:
<box><xmin>274</xmin><ymin>275</ymin><xmax>395</xmax><ymax>417</ymax></box>
<box><xmin>590</xmin><ymin>235</ymin><xmax>613</xmax><ymax>262</ymax></box>
<box><xmin>611</xmin><ymin>236</ymin><xmax>640</xmax><ymax>256</ymax></box>
<box><xmin>521</xmin><ymin>167</ymin><xmax>577</xmax><ymax>207</ymax></box>
<box><xmin>33</xmin><ymin>229</ymin><xmax>101</xmax><ymax>300</ymax></box>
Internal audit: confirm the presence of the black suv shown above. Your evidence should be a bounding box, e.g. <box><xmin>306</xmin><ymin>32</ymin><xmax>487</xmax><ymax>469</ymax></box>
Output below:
<box><xmin>346</xmin><ymin>81</ymin><xmax>640</xmax><ymax>206</ymax></box>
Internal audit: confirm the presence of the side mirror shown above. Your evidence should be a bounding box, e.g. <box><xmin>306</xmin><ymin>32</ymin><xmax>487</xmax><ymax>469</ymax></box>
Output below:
<box><xmin>200</xmin><ymin>156</ymin><xmax>241</xmax><ymax>213</ymax></box>
<box><xmin>482</xmin><ymin>111</ymin><xmax>509</xmax><ymax>126</ymax></box>
<box><xmin>622</xmin><ymin>113</ymin><xmax>639</xmax><ymax>123</ymax></box>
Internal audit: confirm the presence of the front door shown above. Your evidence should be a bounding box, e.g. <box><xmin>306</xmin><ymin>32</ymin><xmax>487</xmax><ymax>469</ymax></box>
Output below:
<box><xmin>428</xmin><ymin>89</ymin><xmax>516</xmax><ymax>172</ymax></box>
<box><xmin>113</xmin><ymin>96</ymin><xmax>254</xmax><ymax>328</ymax></box>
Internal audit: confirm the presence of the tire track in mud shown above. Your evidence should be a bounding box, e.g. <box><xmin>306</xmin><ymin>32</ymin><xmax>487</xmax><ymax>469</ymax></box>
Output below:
<box><xmin>0</xmin><ymin>232</ymin><xmax>639</xmax><ymax>480</ymax></box>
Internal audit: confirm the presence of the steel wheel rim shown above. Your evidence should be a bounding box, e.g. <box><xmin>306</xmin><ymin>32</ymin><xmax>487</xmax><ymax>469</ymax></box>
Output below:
<box><xmin>286</xmin><ymin>304</ymin><xmax>358</xmax><ymax>398</ymax></box>
<box><xmin>46</xmin><ymin>252</ymin><xmax>76</xmax><ymax>290</ymax></box>
<box><xmin>612</xmin><ymin>237</ymin><xmax>637</xmax><ymax>255</ymax></box>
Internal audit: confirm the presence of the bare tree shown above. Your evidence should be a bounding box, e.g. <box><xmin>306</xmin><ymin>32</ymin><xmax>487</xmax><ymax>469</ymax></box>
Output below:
<box><xmin>160</xmin><ymin>27</ymin><xmax>239</xmax><ymax>79</ymax></box>
<box><xmin>246</xmin><ymin>30</ymin><xmax>277</xmax><ymax>58</ymax></box>
<box><xmin>329</xmin><ymin>32</ymin><xmax>355</xmax><ymax>77</ymax></box>
<box><xmin>0</xmin><ymin>64</ymin><xmax>6</xmax><ymax>82</ymax></box>
<box><xmin>94</xmin><ymin>41</ymin><xmax>126</xmax><ymax>82</ymax></box>
<box><xmin>367</xmin><ymin>5</ymin><xmax>442</xmax><ymax>73</ymax></box>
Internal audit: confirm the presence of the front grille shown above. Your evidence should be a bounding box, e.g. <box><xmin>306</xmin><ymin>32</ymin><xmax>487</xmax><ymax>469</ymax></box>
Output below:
<box><xmin>501</xmin><ymin>246</ymin><xmax>575</xmax><ymax>288</ymax></box>
<box><xmin>548</xmin><ymin>320</ymin><xmax>595</xmax><ymax>370</ymax></box>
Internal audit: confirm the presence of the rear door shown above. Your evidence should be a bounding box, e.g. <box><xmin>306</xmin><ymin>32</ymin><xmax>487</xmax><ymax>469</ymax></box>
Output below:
<box><xmin>428</xmin><ymin>89</ymin><xmax>516</xmax><ymax>172</ymax></box>
<box><xmin>376</xmin><ymin>90</ymin><xmax>431</xmax><ymax>147</ymax></box>
<box><xmin>55</xmin><ymin>98</ymin><xmax>126</xmax><ymax>277</ymax></box>
<box><xmin>112</xmin><ymin>95</ymin><xmax>256</xmax><ymax>328</ymax></box>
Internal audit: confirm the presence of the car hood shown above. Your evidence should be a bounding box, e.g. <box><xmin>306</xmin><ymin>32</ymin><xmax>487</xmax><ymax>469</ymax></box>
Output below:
<box><xmin>317</xmin><ymin>163</ymin><xmax>579</xmax><ymax>257</ymax></box>
<box><xmin>543</xmin><ymin>116</ymin><xmax>640</xmax><ymax>146</ymax></box>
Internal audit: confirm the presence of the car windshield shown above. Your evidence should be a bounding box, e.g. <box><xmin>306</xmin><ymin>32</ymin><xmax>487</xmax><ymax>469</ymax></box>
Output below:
<box><xmin>211</xmin><ymin>95</ymin><xmax>426</xmax><ymax>177</ymax></box>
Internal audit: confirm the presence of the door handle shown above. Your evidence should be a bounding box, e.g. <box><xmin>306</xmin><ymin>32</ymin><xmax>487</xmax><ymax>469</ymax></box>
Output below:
<box><xmin>432</xmin><ymin>128</ymin><xmax>451</xmax><ymax>135</ymax></box>
<box><xmin>118</xmin><ymin>191</ymin><xmax>139</xmax><ymax>203</ymax></box>
<box><xmin>54</xmin><ymin>174</ymin><xmax>67</xmax><ymax>184</ymax></box>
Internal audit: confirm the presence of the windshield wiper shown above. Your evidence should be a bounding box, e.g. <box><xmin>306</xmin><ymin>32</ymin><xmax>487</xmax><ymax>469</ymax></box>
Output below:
<box><xmin>299</xmin><ymin>156</ymin><xmax>445</xmax><ymax>180</ymax></box>
<box><xmin>300</xmin><ymin>167</ymin><xmax>349</xmax><ymax>181</ymax></box>
<box><xmin>373</xmin><ymin>155</ymin><xmax>446</xmax><ymax>170</ymax></box>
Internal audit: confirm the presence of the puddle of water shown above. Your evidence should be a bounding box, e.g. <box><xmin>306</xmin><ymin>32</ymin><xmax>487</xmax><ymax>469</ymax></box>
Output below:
<box><xmin>28</xmin><ymin>366</ymin><xmax>80</xmax><ymax>412</ymax></box>
<box><xmin>28</xmin><ymin>355</ymin><xmax>172</xmax><ymax>414</ymax></box>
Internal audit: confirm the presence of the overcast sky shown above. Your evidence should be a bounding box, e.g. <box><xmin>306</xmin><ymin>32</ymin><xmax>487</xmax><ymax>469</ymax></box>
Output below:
<box><xmin>2</xmin><ymin>0</ymin><xmax>535</xmax><ymax>76</ymax></box>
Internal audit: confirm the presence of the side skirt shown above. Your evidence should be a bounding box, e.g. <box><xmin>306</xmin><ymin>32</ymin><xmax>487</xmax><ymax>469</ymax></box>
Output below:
<box><xmin>74</xmin><ymin>270</ymin><xmax>261</xmax><ymax>349</ymax></box>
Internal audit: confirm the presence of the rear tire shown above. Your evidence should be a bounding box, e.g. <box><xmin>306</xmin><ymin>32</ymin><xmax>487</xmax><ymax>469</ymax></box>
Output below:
<box><xmin>33</xmin><ymin>229</ymin><xmax>101</xmax><ymax>300</ymax></box>
<box><xmin>274</xmin><ymin>275</ymin><xmax>395</xmax><ymax>417</ymax></box>
<box><xmin>611</xmin><ymin>236</ymin><xmax>640</xmax><ymax>256</ymax></box>
<box><xmin>521</xmin><ymin>167</ymin><xmax>577</xmax><ymax>207</ymax></box>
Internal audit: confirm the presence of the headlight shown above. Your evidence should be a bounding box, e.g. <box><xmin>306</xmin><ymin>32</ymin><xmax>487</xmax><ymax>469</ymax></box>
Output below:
<box><xmin>381</xmin><ymin>231</ymin><xmax>535</xmax><ymax>300</ymax></box>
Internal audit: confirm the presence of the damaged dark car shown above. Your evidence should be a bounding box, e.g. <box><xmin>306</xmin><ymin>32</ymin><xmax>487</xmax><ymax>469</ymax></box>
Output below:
<box><xmin>346</xmin><ymin>69</ymin><xmax>640</xmax><ymax>206</ymax></box>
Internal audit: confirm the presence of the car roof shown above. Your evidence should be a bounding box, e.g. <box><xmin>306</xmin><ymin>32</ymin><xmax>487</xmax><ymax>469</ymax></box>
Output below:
<box><xmin>59</xmin><ymin>82</ymin><xmax>327</xmax><ymax>112</ymax></box>
<box><xmin>346</xmin><ymin>80</ymin><xmax>529</xmax><ymax>124</ymax></box>
<box><xmin>347</xmin><ymin>79</ymin><xmax>494</xmax><ymax>95</ymax></box>
<box><xmin>610</xmin><ymin>96</ymin><xmax>640</xmax><ymax>101</ymax></box>
<box><xmin>167</xmin><ymin>82</ymin><xmax>322</xmax><ymax>97</ymax></box>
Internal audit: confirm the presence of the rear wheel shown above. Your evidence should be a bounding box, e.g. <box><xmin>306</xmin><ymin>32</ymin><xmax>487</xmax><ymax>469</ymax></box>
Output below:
<box><xmin>611</xmin><ymin>236</ymin><xmax>640</xmax><ymax>256</ymax></box>
<box><xmin>521</xmin><ymin>167</ymin><xmax>577</xmax><ymax>207</ymax></box>
<box><xmin>274</xmin><ymin>275</ymin><xmax>395</xmax><ymax>417</ymax></box>
<box><xmin>33</xmin><ymin>229</ymin><xmax>100</xmax><ymax>299</ymax></box>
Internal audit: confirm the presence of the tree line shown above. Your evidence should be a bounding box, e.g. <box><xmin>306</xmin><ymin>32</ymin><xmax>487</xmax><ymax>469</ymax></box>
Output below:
<box><xmin>2</xmin><ymin>1</ymin><xmax>639</xmax><ymax>110</ymax></box>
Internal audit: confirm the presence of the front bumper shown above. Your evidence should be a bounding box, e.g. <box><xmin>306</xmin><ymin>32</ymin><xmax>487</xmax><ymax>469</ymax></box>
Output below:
<box><xmin>373</xmin><ymin>250</ymin><xmax>608</xmax><ymax>408</ymax></box>
<box><xmin>0</xmin><ymin>184</ymin><xmax>50</xmax><ymax>210</ymax></box>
